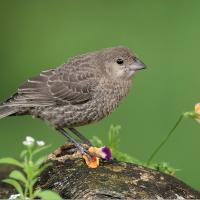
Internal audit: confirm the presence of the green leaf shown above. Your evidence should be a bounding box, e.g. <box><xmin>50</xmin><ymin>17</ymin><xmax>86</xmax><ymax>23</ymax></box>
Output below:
<box><xmin>20</xmin><ymin>150</ymin><xmax>27</xmax><ymax>158</ymax></box>
<box><xmin>9</xmin><ymin>170</ymin><xmax>27</xmax><ymax>184</ymax></box>
<box><xmin>108</xmin><ymin>125</ymin><xmax>121</xmax><ymax>149</ymax></box>
<box><xmin>112</xmin><ymin>149</ymin><xmax>141</xmax><ymax>164</ymax></box>
<box><xmin>149</xmin><ymin>162</ymin><xmax>179</xmax><ymax>175</ymax></box>
<box><xmin>32</xmin><ymin>145</ymin><xmax>51</xmax><ymax>157</ymax></box>
<box><xmin>90</xmin><ymin>136</ymin><xmax>103</xmax><ymax>147</ymax></box>
<box><xmin>30</xmin><ymin>178</ymin><xmax>38</xmax><ymax>186</ymax></box>
<box><xmin>3</xmin><ymin>178</ymin><xmax>24</xmax><ymax>197</ymax></box>
<box><xmin>36</xmin><ymin>190</ymin><xmax>62</xmax><ymax>200</ymax></box>
<box><xmin>35</xmin><ymin>156</ymin><xmax>48</xmax><ymax>167</ymax></box>
<box><xmin>33</xmin><ymin>163</ymin><xmax>52</xmax><ymax>178</ymax></box>
<box><xmin>0</xmin><ymin>157</ymin><xmax>23</xmax><ymax>168</ymax></box>
<box><xmin>23</xmin><ymin>161</ymin><xmax>35</xmax><ymax>180</ymax></box>
<box><xmin>33</xmin><ymin>189</ymin><xmax>42</xmax><ymax>198</ymax></box>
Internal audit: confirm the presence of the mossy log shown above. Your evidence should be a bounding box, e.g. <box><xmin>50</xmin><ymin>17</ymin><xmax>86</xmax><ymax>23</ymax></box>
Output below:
<box><xmin>1</xmin><ymin>143</ymin><xmax>200</xmax><ymax>199</ymax></box>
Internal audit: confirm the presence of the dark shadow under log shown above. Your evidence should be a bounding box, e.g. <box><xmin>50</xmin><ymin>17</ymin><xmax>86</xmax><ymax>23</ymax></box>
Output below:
<box><xmin>0</xmin><ymin>165</ymin><xmax>17</xmax><ymax>198</ymax></box>
<box><xmin>36</xmin><ymin>143</ymin><xmax>200</xmax><ymax>199</ymax></box>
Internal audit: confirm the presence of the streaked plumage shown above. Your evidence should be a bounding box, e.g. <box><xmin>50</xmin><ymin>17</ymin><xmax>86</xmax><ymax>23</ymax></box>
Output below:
<box><xmin>0</xmin><ymin>46</ymin><xmax>146</xmax><ymax>129</ymax></box>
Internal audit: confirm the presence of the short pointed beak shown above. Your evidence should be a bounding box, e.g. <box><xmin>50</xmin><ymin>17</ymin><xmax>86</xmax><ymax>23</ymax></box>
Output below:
<box><xmin>130</xmin><ymin>58</ymin><xmax>147</xmax><ymax>71</ymax></box>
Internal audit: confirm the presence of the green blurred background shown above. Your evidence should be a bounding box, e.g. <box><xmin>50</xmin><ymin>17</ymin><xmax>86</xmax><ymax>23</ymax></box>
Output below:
<box><xmin>0</xmin><ymin>0</ymin><xmax>200</xmax><ymax>190</ymax></box>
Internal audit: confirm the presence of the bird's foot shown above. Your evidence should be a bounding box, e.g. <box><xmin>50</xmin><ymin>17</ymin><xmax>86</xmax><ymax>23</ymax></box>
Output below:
<box><xmin>79</xmin><ymin>145</ymin><xmax>97</xmax><ymax>158</ymax></box>
<box><xmin>56</xmin><ymin>128</ymin><xmax>112</xmax><ymax>168</ymax></box>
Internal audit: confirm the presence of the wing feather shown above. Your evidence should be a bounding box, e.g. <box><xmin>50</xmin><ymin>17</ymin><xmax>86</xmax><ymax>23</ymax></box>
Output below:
<box><xmin>7</xmin><ymin>63</ymin><xmax>99</xmax><ymax>107</ymax></box>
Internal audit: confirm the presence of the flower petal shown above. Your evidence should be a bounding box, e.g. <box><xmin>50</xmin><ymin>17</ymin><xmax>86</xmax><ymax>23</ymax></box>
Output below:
<box><xmin>36</xmin><ymin>140</ymin><xmax>45</xmax><ymax>146</ymax></box>
<box><xmin>88</xmin><ymin>146</ymin><xmax>112</xmax><ymax>160</ymax></box>
<box><xmin>23</xmin><ymin>141</ymin><xmax>33</xmax><ymax>146</ymax></box>
<box><xmin>26</xmin><ymin>136</ymin><xmax>35</xmax><ymax>143</ymax></box>
<box><xmin>195</xmin><ymin>103</ymin><xmax>200</xmax><ymax>115</ymax></box>
<box><xmin>83</xmin><ymin>155</ymin><xmax>99</xmax><ymax>168</ymax></box>
<box><xmin>9</xmin><ymin>194</ymin><xmax>21</xmax><ymax>200</ymax></box>
<box><xmin>100</xmin><ymin>146</ymin><xmax>112</xmax><ymax>160</ymax></box>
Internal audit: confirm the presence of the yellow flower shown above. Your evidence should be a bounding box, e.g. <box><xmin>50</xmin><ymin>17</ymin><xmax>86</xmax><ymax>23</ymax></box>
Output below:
<box><xmin>83</xmin><ymin>147</ymin><xmax>100</xmax><ymax>168</ymax></box>
<box><xmin>83</xmin><ymin>154</ymin><xmax>100</xmax><ymax>169</ymax></box>
<box><xmin>83</xmin><ymin>146</ymin><xmax>112</xmax><ymax>168</ymax></box>
<box><xmin>195</xmin><ymin>103</ymin><xmax>200</xmax><ymax>123</ymax></box>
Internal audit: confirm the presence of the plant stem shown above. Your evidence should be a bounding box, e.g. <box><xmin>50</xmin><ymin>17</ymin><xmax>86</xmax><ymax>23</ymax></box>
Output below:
<box><xmin>24</xmin><ymin>182</ymin><xmax>28</xmax><ymax>199</ymax></box>
<box><xmin>146</xmin><ymin>114</ymin><xmax>184</xmax><ymax>166</ymax></box>
<box><xmin>29</xmin><ymin>182</ymin><xmax>33</xmax><ymax>199</ymax></box>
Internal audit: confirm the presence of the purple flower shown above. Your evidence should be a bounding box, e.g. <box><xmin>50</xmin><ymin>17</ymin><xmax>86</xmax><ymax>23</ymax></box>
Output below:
<box><xmin>100</xmin><ymin>146</ymin><xmax>112</xmax><ymax>160</ymax></box>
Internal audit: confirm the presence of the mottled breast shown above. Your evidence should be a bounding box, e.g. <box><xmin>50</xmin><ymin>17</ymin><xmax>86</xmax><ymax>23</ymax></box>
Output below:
<box><xmin>71</xmin><ymin>78</ymin><xmax>132</xmax><ymax>127</ymax></box>
<box><xmin>92</xmin><ymin>78</ymin><xmax>132</xmax><ymax>121</ymax></box>
<box><xmin>33</xmin><ymin>78</ymin><xmax>132</xmax><ymax>128</ymax></box>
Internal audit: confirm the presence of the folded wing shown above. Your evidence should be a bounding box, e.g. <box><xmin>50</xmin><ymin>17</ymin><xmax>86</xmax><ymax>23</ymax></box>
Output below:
<box><xmin>6</xmin><ymin>64</ymin><xmax>99</xmax><ymax>107</ymax></box>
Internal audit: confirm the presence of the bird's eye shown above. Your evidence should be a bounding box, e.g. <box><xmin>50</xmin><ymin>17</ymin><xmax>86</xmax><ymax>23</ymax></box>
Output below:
<box><xmin>116</xmin><ymin>58</ymin><xmax>124</xmax><ymax>65</ymax></box>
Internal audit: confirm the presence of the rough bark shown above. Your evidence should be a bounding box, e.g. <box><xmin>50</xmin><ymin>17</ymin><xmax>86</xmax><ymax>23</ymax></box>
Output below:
<box><xmin>1</xmin><ymin>143</ymin><xmax>200</xmax><ymax>199</ymax></box>
<box><xmin>37</xmin><ymin>144</ymin><xmax>200</xmax><ymax>199</ymax></box>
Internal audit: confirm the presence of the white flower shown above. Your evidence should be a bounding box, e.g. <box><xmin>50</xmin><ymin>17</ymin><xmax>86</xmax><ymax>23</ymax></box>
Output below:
<box><xmin>36</xmin><ymin>140</ymin><xmax>45</xmax><ymax>146</ymax></box>
<box><xmin>26</xmin><ymin>136</ymin><xmax>35</xmax><ymax>143</ymax></box>
<box><xmin>23</xmin><ymin>141</ymin><xmax>33</xmax><ymax>146</ymax></box>
<box><xmin>22</xmin><ymin>136</ymin><xmax>35</xmax><ymax>146</ymax></box>
<box><xmin>9</xmin><ymin>194</ymin><xmax>21</xmax><ymax>200</ymax></box>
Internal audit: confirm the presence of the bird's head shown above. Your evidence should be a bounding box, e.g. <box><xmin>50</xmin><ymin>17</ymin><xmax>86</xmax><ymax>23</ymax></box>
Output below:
<box><xmin>98</xmin><ymin>46</ymin><xmax>146</xmax><ymax>80</ymax></box>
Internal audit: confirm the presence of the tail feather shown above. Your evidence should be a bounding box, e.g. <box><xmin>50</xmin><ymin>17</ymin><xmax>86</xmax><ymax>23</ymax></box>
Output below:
<box><xmin>0</xmin><ymin>105</ymin><xmax>18</xmax><ymax>119</ymax></box>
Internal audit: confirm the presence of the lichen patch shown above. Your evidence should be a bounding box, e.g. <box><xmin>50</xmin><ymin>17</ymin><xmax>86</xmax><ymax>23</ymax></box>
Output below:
<box><xmin>140</xmin><ymin>173</ymin><xmax>154</xmax><ymax>182</ymax></box>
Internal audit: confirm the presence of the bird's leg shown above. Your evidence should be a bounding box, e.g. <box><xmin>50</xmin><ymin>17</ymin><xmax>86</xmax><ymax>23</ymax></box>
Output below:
<box><xmin>56</xmin><ymin>128</ymin><xmax>94</xmax><ymax>158</ymax></box>
<box><xmin>68</xmin><ymin>127</ymin><xmax>92</xmax><ymax>146</ymax></box>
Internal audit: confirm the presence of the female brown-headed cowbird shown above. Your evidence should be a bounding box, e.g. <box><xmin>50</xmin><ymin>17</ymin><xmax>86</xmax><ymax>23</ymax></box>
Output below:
<box><xmin>0</xmin><ymin>46</ymin><xmax>146</xmax><ymax>154</ymax></box>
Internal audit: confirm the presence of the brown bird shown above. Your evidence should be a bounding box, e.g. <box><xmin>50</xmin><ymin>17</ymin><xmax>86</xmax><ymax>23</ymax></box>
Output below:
<box><xmin>0</xmin><ymin>46</ymin><xmax>146</xmax><ymax>155</ymax></box>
